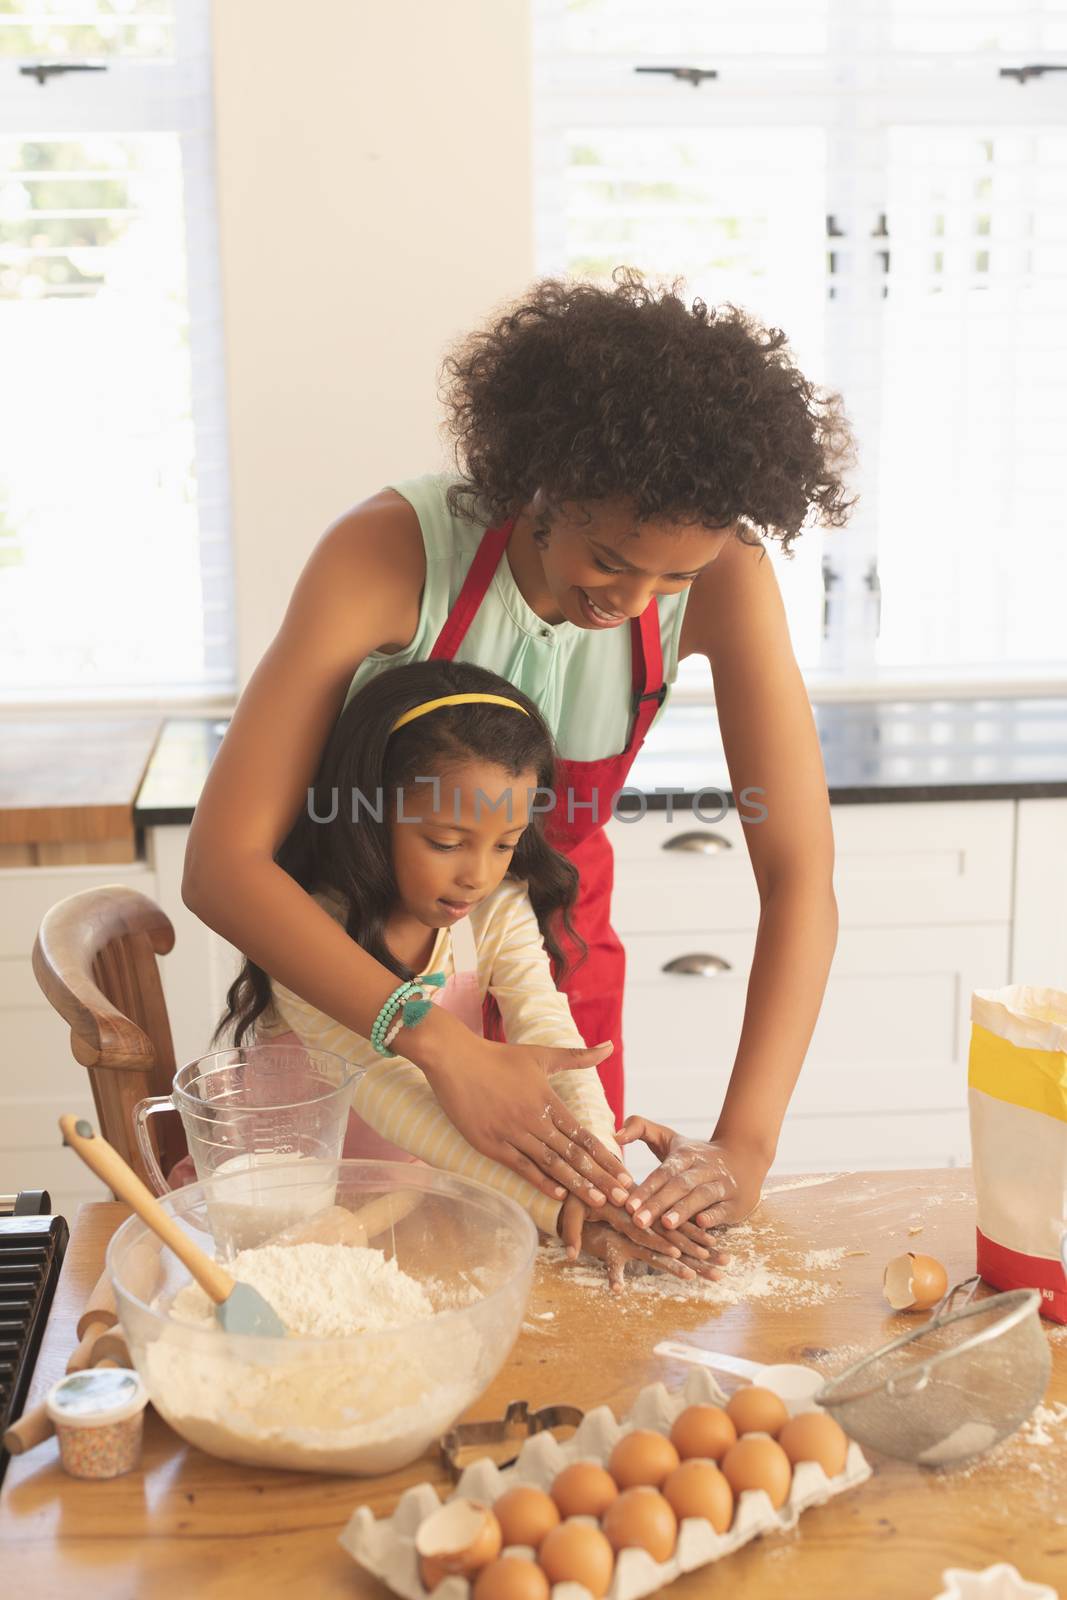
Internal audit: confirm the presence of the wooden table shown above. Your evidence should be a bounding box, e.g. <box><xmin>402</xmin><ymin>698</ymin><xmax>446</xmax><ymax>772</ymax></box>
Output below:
<box><xmin>2</xmin><ymin>1171</ymin><xmax>1065</xmax><ymax>1599</ymax></box>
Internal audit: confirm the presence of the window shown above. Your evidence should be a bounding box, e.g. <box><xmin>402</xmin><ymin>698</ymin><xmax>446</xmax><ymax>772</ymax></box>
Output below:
<box><xmin>533</xmin><ymin>0</ymin><xmax>1067</xmax><ymax>690</ymax></box>
<box><xmin>0</xmin><ymin>0</ymin><xmax>233</xmax><ymax>701</ymax></box>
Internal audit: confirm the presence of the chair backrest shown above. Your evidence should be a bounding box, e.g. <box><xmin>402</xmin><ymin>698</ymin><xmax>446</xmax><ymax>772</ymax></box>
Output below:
<box><xmin>32</xmin><ymin>885</ymin><xmax>187</xmax><ymax>1188</ymax></box>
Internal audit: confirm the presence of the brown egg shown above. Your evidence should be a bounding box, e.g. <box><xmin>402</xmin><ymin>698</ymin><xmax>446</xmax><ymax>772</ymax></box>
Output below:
<box><xmin>551</xmin><ymin>1461</ymin><xmax>619</xmax><ymax>1520</ymax></box>
<box><xmin>726</xmin><ymin>1385</ymin><xmax>789</xmax><ymax>1438</ymax></box>
<box><xmin>609</xmin><ymin>1428</ymin><xmax>680</xmax><ymax>1489</ymax></box>
<box><xmin>721</xmin><ymin>1435</ymin><xmax>793</xmax><ymax>1510</ymax></box>
<box><xmin>602</xmin><ymin>1485</ymin><xmax>678</xmax><ymax>1563</ymax></box>
<box><xmin>472</xmin><ymin>1555</ymin><xmax>550</xmax><ymax>1600</ymax></box>
<box><xmin>777</xmin><ymin>1411</ymin><xmax>849</xmax><ymax>1479</ymax></box>
<box><xmin>669</xmin><ymin>1404</ymin><xmax>737</xmax><ymax>1463</ymax></box>
<box><xmin>416</xmin><ymin>1498</ymin><xmax>502</xmax><ymax>1590</ymax></box>
<box><xmin>491</xmin><ymin>1486</ymin><xmax>560</xmax><ymax>1551</ymax></box>
<box><xmin>662</xmin><ymin>1459</ymin><xmax>734</xmax><ymax>1534</ymax></box>
<box><xmin>883</xmin><ymin>1251</ymin><xmax>948</xmax><ymax>1312</ymax></box>
<box><xmin>539</xmin><ymin>1521</ymin><xmax>614</xmax><ymax>1598</ymax></box>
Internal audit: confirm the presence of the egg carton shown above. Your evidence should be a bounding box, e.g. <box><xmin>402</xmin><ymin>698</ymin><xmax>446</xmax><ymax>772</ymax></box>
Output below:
<box><xmin>339</xmin><ymin>1366</ymin><xmax>872</xmax><ymax>1600</ymax></box>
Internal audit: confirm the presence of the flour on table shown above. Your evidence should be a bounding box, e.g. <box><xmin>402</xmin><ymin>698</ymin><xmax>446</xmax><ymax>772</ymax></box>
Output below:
<box><xmin>145</xmin><ymin>1241</ymin><xmax>478</xmax><ymax>1474</ymax></box>
<box><xmin>1022</xmin><ymin>1400</ymin><xmax>1067</xmax><ymax>1447</ymax></box>
<box><xmin>541</xmin><ymin>1240</ymin><xmax>833</xmax><ymax>1308</ymax></box>
<box><xmin>796</xmin><ymin>1246</ymin><xmax>848</xmax><ymax>1271</ymax></box>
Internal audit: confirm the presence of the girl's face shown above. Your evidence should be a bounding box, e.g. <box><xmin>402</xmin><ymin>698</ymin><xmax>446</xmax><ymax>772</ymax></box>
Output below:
<box><xmin>528</xmin><ymin>496</ymin><xmax>734</xmax><ymax>630</ymax></box>
<box><xmin>389</xmin><ymin>760</ymin><xmax>538</xmax><ymax>930</ymax></box>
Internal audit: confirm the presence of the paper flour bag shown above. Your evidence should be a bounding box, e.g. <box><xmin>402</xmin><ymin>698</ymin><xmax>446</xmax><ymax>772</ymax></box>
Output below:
<box><xmin>969</xmin><ymin>986</ymin><xmax>1067</xmax><ymax>1323</ymax></box>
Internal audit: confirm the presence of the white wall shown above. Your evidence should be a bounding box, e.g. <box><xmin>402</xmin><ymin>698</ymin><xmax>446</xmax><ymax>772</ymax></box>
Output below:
<box><xmin>211</xmin><ymin>0</ymin><xmax>535</xmax><ymax>686</ymax></box>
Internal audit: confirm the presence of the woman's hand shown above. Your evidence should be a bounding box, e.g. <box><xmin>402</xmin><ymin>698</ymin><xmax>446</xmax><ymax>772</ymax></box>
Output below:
<box><xmin>423</xmin><ymin>1034</ymin><xmax>634</xmax><ymax>1206</ymax></box>
<box><xmin>617</xmin><ymin>1116</ymin><xmax>770</xmax><ymax>1231</ymax></box>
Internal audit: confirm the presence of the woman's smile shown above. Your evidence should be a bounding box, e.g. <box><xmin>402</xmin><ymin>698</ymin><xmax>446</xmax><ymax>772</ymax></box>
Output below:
<box><xmin>576</xmin><ymin>586</ymin><xmax>629</xmax><ymax>627</ymax></box>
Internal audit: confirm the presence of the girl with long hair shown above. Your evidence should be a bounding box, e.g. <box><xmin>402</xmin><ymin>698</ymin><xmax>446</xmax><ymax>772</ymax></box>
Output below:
<box><xmin>216</xmin><ymin>659</ymin><xmax>727</xmax><ymax>1285</ymax></box>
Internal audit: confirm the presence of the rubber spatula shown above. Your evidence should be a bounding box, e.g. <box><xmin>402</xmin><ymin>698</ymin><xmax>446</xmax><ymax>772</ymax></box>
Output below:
<box><xmin>60</xmin><ymin>1115</ymin><xmax>287</xmax><ymax>1338</ymax></box>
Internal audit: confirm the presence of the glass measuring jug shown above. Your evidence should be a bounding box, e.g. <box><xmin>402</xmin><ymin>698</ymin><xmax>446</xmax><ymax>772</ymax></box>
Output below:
<box><xmin>133</xmin><ymin>1045</ymin><xmax>359</xmax><ymax>1196</ymax></box>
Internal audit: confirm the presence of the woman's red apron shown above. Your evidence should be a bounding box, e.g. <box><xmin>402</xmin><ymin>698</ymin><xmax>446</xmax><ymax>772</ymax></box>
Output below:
<box><xmin>429</xmin><ymin>519</ymin><xmax>666</xmax><ymax>1124</ymax></box>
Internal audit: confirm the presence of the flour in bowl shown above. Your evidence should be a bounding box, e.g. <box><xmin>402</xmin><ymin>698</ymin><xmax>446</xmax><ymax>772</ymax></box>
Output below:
<box><xmin>167</xmin><ymin>1241</ymin><xmax>434</xmax><ymax>1337</ymax></box>
<box><xmin>143</xmin><ymin>1241</ymin><xmax>481</xmax><ymax>1475</ymax></box>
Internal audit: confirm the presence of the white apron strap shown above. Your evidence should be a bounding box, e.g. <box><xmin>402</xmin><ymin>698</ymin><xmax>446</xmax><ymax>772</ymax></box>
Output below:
<box><xmin>448</xmin><ymin>913</ymin><xmax>479</xmax><ymax>979</ymax></box>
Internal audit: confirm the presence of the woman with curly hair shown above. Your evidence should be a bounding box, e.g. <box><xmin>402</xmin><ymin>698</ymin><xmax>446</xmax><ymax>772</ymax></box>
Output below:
<box><xmin>183</xmin><ymin>270</ymin><xmax>851</xmax><ymax>1258</ymax></box>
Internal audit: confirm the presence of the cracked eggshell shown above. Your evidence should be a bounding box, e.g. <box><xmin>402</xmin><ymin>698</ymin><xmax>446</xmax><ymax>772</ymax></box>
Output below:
<box><xmin>883</xmin><ymin>1252</ymin><xmax>948</xmax><ymax>1312</ymax></box>
<box><xmin>415</xmin><ymin>1499</ymin><xmax>502</xmax><ymax>1591</ymax></box>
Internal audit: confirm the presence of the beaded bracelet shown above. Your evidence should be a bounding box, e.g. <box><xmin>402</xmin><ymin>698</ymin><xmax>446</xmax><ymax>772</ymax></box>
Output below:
<box><xmin>369</xmin><ymin>980</ymin><xmax>419</xmax><ymax>1055</ymax></box>
<box><xmin>370</xmin><ymin>972</ymin><xmax>446</xmax><ymax>1057</ymax></box>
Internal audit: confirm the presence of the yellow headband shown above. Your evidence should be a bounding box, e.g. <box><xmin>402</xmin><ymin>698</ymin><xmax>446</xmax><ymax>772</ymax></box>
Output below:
<box><xmin>390</xmin><ymin>693</ymin><xmax>531</xmax><ymax>735</ymax></box>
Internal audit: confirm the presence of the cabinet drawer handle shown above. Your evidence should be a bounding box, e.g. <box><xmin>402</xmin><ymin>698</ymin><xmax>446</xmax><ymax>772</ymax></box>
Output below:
<box><xmin>661</xmin><ymin>954</ymin><xmax>733</xmax><ymax>977</ymax></box>
<box><xmin>662</xmin><ymin>831</ymin><xmax>732</xmax><ymax>856</ymax></box>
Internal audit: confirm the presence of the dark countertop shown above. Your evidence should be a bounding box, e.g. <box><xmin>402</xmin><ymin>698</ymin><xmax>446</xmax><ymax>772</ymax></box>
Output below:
<box><xmin>133</xmin><ymin>697</ymin><xmax>1067</xmax><ymax>826</ymax></box>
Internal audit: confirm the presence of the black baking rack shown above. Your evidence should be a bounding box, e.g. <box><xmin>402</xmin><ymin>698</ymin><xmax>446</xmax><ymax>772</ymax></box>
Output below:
<box><xmin>0</xmin><ymin>1191</ymin><xmax>68</xmax><ymax>1486</ymax></box>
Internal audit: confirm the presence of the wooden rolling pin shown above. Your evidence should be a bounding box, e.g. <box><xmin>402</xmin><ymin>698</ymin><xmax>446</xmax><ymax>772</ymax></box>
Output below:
<box><xmin>2</xmin><ymin>1264</ymin><xmax>121</xmax><ymax>1454</ymax></box>
<box><xmin>3</xmin><ymin>1322</ymin><xmax>131</xmax><ymax>1456</ymax></box>
<box><xmin>69</xmin><ymin>1265</ymin><xmax>119</xmax><ymax>1370</ymax></box>
<box><xmin>276</xmin><ymin>1190</ymin><xmax>425</xmax><ymax>1247</ymax></box>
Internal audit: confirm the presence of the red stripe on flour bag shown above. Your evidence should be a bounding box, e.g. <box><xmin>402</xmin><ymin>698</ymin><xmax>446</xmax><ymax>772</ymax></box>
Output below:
<box><xmin>976</xmin><ymin>1227</ymin><xmax>1067</xmax><ymax>1324</ymax></box>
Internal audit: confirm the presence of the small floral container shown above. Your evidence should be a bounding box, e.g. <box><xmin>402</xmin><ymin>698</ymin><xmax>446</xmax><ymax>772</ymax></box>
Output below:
<box><xmin>46</xmin><ymin>1368</ymin><xmax>149</xmax><ymax>1480</ymax></box>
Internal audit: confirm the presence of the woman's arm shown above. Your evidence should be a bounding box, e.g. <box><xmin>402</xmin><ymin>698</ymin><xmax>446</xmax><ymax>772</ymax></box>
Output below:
<box><xmin>623</xmin><ymin>534</ymin><xmax>838</xmax><ymax>1232</ymax></box>
<box><xmin>182</xmin><ymin>491</ymin><xmax>621</xmax><ymax>1203</ymax></box>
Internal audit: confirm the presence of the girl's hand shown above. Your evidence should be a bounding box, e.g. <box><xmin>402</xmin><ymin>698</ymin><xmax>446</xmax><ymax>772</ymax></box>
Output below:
<box><xmin>558</xmin><ymin>1197</ymin><xmax>731</xmax><ymax>1280</ymax></box>
<box><xmin>424</xmin><ymin>1036</ymin><xmax>633</xmax><ymax>1206</ymax></box>
<box><xmin>579</xmin><ymin>1220</ymin><xmax>701</xmax><ymax>1295</ymax></box>
<box><xmin>558</xmin><ymin>1195</ymin><xmax>588</xmax><ymax>1259</ymax></box>
<box><xmin>617</xmin><ymin>1116</ymin><xmax>770</xmax><ymax>1231</ymax></box>
<box><xmin>595</xmin><ymin>1199</ymin><xmax>732</xmax><ymax>1280</ymax></box>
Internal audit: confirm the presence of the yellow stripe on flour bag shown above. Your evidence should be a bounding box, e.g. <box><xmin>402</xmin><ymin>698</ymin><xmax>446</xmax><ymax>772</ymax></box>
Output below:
<box><xmin>968</xmin><ymin>1022</ymin><xmax>1067</xmax><ymax>1124</ymax></box>
<box><xmin>968</xmin><ymin>984</ymin><xmax>1067</xmax><ymax>1322</ymax></box>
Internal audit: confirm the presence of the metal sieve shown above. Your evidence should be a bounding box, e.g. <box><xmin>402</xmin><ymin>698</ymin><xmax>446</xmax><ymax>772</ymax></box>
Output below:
<box><xmin>815</xmin><ymin>1276</ymin><xmax>1051</xmax><ymax>1467</ymax></box>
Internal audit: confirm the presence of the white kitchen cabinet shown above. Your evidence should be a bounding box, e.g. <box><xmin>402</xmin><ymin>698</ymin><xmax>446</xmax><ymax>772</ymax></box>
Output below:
<box><xmin>1011</xmin><ymin>798</ymin><xmax>1067</xmax><ymax>989</ymax></box>
<box><xmin>637</xmin><ymin>1111</ymin><xmax>972</xmax><ymax>1179</ymax></box>
<box><xmin>608</xmin><ymin>800</ymin><xmax>1014</xmax><ymax>934</ymax></box>
<box><xmin>609</xmin><ymin>801</ymin><xmax>1015</xmax><ymax>1172</ymax></box>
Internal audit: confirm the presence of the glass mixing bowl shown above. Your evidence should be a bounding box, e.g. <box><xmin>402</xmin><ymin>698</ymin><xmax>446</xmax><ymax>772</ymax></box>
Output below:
<box><xmin>107</xmin><ymin>1159</ymin><xmax>537</xmax><ymax>1475</ymax></box>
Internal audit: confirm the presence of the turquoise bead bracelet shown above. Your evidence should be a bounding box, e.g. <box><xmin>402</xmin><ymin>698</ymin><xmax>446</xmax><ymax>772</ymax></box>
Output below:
<box><xmin>370</xmin><ymin>972</ymin><xmax>446</xmax><ymax>1057</ymax></box>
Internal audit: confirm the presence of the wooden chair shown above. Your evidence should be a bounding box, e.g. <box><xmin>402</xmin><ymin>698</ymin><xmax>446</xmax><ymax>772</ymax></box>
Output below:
<box><xmin>32</xmin><ymin>886</ymin><xmax>188</xmax><ymax>1190</ymax></box>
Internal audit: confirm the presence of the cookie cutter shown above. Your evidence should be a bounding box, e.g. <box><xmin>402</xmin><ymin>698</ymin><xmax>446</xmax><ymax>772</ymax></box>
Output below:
<box><xmin>439</xmin><ymin>1400</ymin><xmax>584</xmax><ymax>1482</ymax></box>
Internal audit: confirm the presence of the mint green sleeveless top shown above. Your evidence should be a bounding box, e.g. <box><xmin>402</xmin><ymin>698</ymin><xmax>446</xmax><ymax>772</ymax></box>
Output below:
<box><xmin>344</xmin><ymin>475</ymin><xmax>688</xmax><ymax>761</ymax></box>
